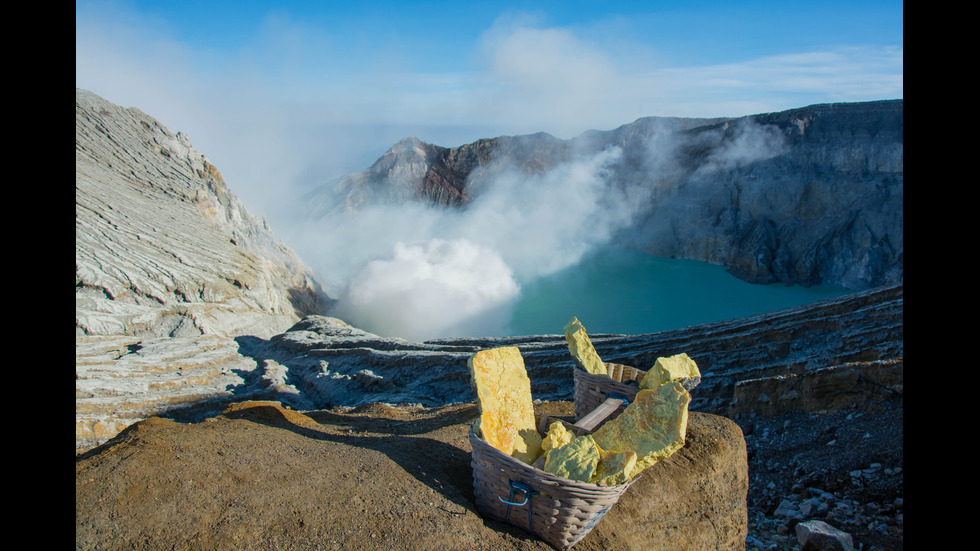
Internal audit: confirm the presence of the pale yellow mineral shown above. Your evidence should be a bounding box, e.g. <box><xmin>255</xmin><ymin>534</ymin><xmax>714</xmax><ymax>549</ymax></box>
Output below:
<box><xmin>543</xmin><ymin>433</ymin><xmax>600</xmax><ymax>483</ymax></box>
<box><xmin>468</xmin><ymin>346</ymin><xmax>543</xmax><ymax>464</ymax></box>
<box><xmin>564</xmin><ymin>317</ymin><xmax>608</xmax><ymax>376</ymax></box>
<box><xmin>591</xmin><ymin>381</ymin><xmax>690</xmax><ymax>476</ymax></box>
<box><xmin>592</xmin><ymin>446</ymin><xmax>638</xmax><ymax>486</ymax></box>
<box><xmin>541</xmin><ymin>420</ymin><xmax>575</xmax><ymax>455</ymax></box>
<box><xmin>639</xmin><ymin>352</ymin><xmax>701</xmax><ymax>389</ymax></box>
<box><xmin>531</xmin><ymin>421</ymin><xmax>574</xmax><ymax>470</ymax></box>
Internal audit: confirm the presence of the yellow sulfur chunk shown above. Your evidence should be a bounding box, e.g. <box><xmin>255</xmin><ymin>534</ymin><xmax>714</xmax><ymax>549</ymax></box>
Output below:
<box><xmin>543</xmin><ymin>433</ymin><xmax>600</xmax><ymax>483</ymax></box>
<box><xmin>564</xmin><ymin>317</ymin><xmax>608</xmax><ymax>376</ymax></box>
<box><xmin>592</xmin><ymin>446</ymin><xmax>637</xmax><ymax>486</ymax></box>
<box><xmin>542</xmin><ymin>421</ymin><xmax>575</xmax><ymax>455</ymax></box>
<box><xmin>591</xmin><ymin>382</ymin><xmax>690</xmax><ymax>476</ymax></box>
<box><xmin>468</xmin><ymin>347</ymin><xmax>542</xmax><ymax>464</ymax></box>
<box><xmin>530</xmin><ymin>421</ymin><xmax>574</xmax><ymax>471</ymax></box>
<box><xmin>639</xmin><ymin>352</ymin><xmax>701</xmax><ymax>390</ymax></box>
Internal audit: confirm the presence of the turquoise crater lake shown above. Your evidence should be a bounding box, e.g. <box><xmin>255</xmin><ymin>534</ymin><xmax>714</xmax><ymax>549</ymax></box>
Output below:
<box><xmin>508</xmin><ymin>247</ymin><xmax>853</xmax><ymax>336</ymax></box>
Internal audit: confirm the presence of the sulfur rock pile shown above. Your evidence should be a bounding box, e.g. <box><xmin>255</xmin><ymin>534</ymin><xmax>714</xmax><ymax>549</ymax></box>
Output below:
<box><xmin>469</xmin><ymin>318</ymin><xmax>701</xmax><ymax>487</ymax></box>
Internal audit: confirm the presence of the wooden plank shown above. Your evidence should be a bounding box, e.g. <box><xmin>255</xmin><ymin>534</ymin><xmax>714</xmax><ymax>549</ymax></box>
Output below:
<box><xmin>573</xmin><ymin>397</ymin><xmax>625</xmax><ymax>432</ymax></box>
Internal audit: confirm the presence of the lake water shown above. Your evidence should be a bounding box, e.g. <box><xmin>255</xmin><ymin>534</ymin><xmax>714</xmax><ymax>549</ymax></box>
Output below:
<box><xmin>509</xmin><ymin>247</ymin><xmax>852</xmax><ymax>336</ymax></box>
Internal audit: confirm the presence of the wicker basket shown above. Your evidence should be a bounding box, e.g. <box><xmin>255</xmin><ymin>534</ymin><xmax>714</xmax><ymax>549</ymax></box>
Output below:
<box><xmin>469</xmin><ymin>424</ymin><xmax>636</xmax><ymax>549</ymax></box>
<box><xmin>572</xmin><ymin>362</ymin><xmax>646</xmax><ymax>421</ymax></box>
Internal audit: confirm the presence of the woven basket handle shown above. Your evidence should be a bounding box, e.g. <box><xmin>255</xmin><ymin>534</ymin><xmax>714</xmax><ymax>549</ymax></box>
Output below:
<box><xmin>499</xmin><ymin>480</ymin><xmax>539</xmax><ymax>535</ymax></box>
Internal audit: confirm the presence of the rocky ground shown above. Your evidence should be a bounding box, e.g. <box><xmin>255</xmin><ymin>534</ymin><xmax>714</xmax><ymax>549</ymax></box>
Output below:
<box><xmin>736</xmin><ymin>400</ymin><xmax>903</xmax><ymax>550</ymax></box>
<box><xmin>76</xmin><ymin>288</ymin><xmax>904</xmax><ymax>550</ymax></box>
<box><xmin>75</xmin><ymin>387</ymin><xmax>901</xmax><ymax>550</ymax></box>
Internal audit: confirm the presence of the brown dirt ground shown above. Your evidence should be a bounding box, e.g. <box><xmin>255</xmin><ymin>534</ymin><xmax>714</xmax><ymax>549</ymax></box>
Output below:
<box><xmin>76</xmin><ymin>401</ymin><xmax>587</xmax><ymax>551</ymax></box>
<box><xmin>76</xmin><ymin>401</ymin><xmax>743</xmax><ymax>550</ymax></box>
<box><xmin>76</xmin><ymin>398</ymin><xmax>902</xmax><ymax>550</ymax></box>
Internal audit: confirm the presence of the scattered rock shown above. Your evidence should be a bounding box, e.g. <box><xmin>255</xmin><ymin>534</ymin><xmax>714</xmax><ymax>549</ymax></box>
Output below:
<box><xmin>796</xmin><ymin>520</ymin><xmax>854</xmax><ymax>551</ymax></box>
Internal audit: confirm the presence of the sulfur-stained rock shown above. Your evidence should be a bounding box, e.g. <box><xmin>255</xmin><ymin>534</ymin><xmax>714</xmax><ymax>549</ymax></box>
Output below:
<box><xmin>531</xmin><ymin>421</ymin><xmax>573</xmax><ymax>470</ymax></box>
<box><xmin>639</xmin><ymin>353</ymin><xmax>701</xmax><ymax>390</ymax></box>
<box><xmin>543</xmin><ymin>433</ymin><xmax>600</xmax><ymax>483</ymax></box>
<box><xmin>591</xmin><ymin>382</ymin><xmax>690</xmax><ymax>475</ymax></box>
<box><xmin>468</xmin><ymin>347</ymin><xmax>542</xmax><ymax>464</ymax></box>
<box><xmin>542</xmin><ymin>421</ymin><xmax>574</xmax><ymax>455</ymax></box>
<box><xmin>592</xmin><ymin>446</ymin><xmax>638</xmax><ymax>486</ymax></box>
<box><xmin>564</xmin><ymin>317</ymin><xmax>607</xmax><ymax>375</ymax></box>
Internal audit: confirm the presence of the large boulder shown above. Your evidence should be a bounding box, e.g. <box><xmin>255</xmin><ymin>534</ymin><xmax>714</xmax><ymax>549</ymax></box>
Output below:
<box><xmin>593</xmin><ymin>411</ymin><xmax>749</xmax><ymax>550</ymax></box>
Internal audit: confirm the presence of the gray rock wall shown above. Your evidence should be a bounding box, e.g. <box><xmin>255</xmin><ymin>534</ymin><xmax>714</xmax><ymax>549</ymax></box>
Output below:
<box><xmin>308</xmin><ymin>101</ymin><xmax>902</xmax><ymax>290</ymax></box>
<box><xmin>627</xmin><ymin>101</ymin><xmax>903</xmax><ymax>290</ymax></box>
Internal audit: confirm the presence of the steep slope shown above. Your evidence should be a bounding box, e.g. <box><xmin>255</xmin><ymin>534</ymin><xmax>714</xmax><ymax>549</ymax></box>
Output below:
<box><xmin>76</xmin><ymin>88</ymin><xmax>332</xmax><ymax>339</ymax></box>
<box><xmin>76</xmin><ymin>89</ymin><xmax>333</xmax><ymax>449</ymax></box>
<box><xmin>307</xmin><ymin>101</ymin><xmax>902</xmax><ymax>290</ymax></box>
<box><xmin>625</xmin><ymin>101</ymin><xmax>903</xmax><ymax>290</ymax></box>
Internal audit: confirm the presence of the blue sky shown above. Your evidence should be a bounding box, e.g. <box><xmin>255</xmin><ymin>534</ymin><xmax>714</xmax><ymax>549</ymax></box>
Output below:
<box><xmin>76</xmin><ymin>0</ymin><xmax>903</xmax><ymax>221</ymax></box>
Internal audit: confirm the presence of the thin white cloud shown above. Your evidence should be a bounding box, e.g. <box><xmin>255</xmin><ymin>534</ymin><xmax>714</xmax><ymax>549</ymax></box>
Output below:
<box><xmin>76</xmin><ymin>4</ymin><xmax>902</xmax><ymax>220</ymax></box>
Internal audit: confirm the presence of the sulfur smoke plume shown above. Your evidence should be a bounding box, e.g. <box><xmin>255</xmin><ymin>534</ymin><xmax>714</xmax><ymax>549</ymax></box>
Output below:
<box><xmin>283</xmin><ymin>120</ymin><xmax>788</xmax><ymax>342</ymax></box>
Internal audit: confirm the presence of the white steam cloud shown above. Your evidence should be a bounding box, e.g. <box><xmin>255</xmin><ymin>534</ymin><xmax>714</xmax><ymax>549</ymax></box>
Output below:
<box><xmin>695</xmin><ymin>120</ymin><xmax>789</xmax><ymax>176</ymax></box>
<box><xmin>286</xmin><ymin>118</ymin><xmax>793</xmax><ymax>342</ymax></box>
<box><xmin>283</xmin><ymin>145</ymin><xmax>655</xmax><ymax>342</ymax></box>
<box><xmin>332</xmin><ymin>239</ymin><xmax>520</xmax><ymax>341</ymax></box>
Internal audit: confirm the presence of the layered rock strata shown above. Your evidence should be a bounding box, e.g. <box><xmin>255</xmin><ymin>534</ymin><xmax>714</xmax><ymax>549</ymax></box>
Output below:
<box><xmin>239</xmin><ymin>286</ymin><xmax>903</xmax><ymax>418</ymax></box>
<box><xmin>76</xmin><ymin>283</ymin><xmax>902</xmax><ymax>453</ymax></box>
<box><xmin>75</xmin><ymin>334</ymin><xmax>260</xmax><ymax>451</ymax></box>
<box><xmin>76</xmin><ymin>89</ymin><xmax>333</xmax><ymax>450</ymax></box>
<box><xmin>76</xmin><ymin>88</ymin><xmax>330</xmax><ymax>339</ymax></box>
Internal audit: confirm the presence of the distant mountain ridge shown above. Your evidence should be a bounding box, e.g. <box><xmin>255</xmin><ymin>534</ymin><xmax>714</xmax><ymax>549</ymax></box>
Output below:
<box><xmin>308</xmin><ymin>100</ymin><xmax>903</xmax><ymax>290</ymax></box>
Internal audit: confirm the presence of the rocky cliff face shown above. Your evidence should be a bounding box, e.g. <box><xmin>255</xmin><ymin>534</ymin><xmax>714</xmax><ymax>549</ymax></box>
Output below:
<box><xmin>76</xmin><ymin>89</ymin><xmax>338</xmax><ymax>448</ymax></box>
<box><xmin>307</xmin><ymin>101</ymin><xmax>902</xmax><ymax>290</ymax></box>
<box><xmin>76</xmin><ymin>89</ymin><xmax>332</xmax><ymax>339</ymax></box>
<box><xmin>626</xmin><ymin>101</ymin><xmax>903</xmax><ymax>290</ymax></box>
